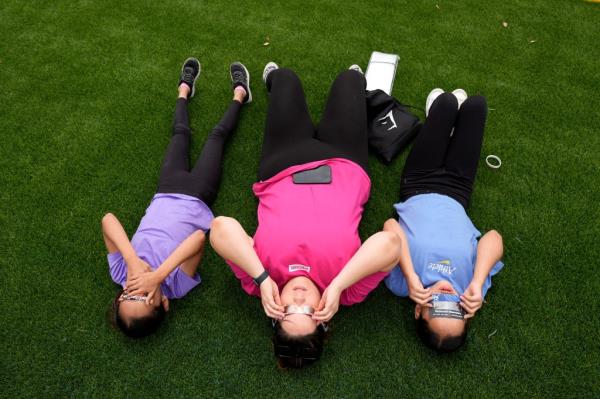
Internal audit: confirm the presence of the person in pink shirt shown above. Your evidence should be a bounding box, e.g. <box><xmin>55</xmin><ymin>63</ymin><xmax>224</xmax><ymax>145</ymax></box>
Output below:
<box><xmin>210</xmin><ymin>62</ymin><xmax>402</xmax><ymax>368</ymax></box>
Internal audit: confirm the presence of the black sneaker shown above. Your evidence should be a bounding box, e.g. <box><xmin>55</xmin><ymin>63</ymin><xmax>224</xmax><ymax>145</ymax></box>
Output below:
<box><xmin>179</xmin><ymin>57</ymin><xmax>201</xmax><ymax>98</ymax></box>
<box><xmin>230</xmin><ymin>62</ymin><xmax>252</xmax><ymax>103</ymax></box>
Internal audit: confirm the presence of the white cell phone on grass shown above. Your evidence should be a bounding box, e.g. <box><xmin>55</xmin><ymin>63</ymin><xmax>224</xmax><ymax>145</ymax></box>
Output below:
<box><xmin>365</xmin><ymin>51</ymin><xmax>400</xmax><ymax>95</ymax></box>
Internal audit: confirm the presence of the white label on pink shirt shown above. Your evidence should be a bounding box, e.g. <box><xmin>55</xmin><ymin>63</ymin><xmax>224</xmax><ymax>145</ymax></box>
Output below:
<box><xmin>289</xmin><ymin>264</ymin><xmax>311</xmax><ymax>273</ymax></box>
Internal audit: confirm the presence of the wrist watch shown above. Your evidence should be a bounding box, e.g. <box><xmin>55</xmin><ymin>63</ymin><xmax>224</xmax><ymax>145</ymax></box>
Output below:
<box><xmin>253</xmin><ymin>270</ymin><xmax>270</xmax><ymax>286</ymax></box>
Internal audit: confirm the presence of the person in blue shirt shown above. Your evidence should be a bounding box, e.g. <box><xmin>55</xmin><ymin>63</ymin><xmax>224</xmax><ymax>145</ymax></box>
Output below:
<box><xmin>383</xmin><ymin>89</ymin><xmax>504</xmax><ymax>352</ymax></box>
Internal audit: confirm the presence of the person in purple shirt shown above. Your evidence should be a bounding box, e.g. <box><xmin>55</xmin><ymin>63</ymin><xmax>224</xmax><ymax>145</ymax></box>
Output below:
<box><xmin>383</xmin><ymin>89</ymin><xmax>504</xmax><ymax>352</ymax></box>
<box><xmin>101</xmin><ymin>57</ymin><xmax>252</xmax><ymax>338</ymax></box>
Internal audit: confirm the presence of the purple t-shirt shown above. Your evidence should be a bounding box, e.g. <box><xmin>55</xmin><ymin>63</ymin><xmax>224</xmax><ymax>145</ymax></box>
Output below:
<box><xmin>107</xmin><ymin>193</ymin><xmax>214</xmax><ymax>298</ymax></box>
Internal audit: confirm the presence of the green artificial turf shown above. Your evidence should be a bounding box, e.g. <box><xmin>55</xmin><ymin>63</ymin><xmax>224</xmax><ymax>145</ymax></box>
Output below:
<box><xmin>1</xmin><ymin>0</ymin><xmax>599</xmax><ymax>397</ymax></box>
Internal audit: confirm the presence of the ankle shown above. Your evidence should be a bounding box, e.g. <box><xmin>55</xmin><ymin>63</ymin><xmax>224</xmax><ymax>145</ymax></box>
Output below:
<box><xmin>178</xmin><ymin>83</ymin><xmax>191</xmax><ymax>98</ymax></box>
<box><xmin>233</xmin><ymin>86</ymin><xmax>246</xmax><ymax>103</ymax></box>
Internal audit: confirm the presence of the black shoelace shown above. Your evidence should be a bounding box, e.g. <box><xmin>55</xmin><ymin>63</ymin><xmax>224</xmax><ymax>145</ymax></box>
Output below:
<box><xmin>232</xmin><ymin>69</ymin><xmax>245</xmax><ymax>83</ymax></box>
<box><xmin>182</xmin><ymin>68</ymin><xmax>195</xmax><ymax>83</ymax></box>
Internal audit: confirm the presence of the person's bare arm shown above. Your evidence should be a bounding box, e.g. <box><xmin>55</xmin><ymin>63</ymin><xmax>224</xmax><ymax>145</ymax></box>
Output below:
<box><xmin>126</xmin><ymin>230</ymin><xmax>205</xmax><ymax>299</ymax></box>
<box><xmin>102</xmin><ymin>213</ymin><xmax>151</xmax><ymax>279</ymax></box>
<box><xmin>102</xmin><ymin>213</ymin><xmax>136</xmax><ymax>259</ymax></box>
<box><xmin>472</xmin><ymin>230</ymin><xmax>504</xmax><ymax>287</ymax></box>
<box><xmin>159</xmin><ymin>230</ymin><xmax>205</xmax><ymax>279</ymax></box>
<box><xmin>461</xmin><ymin>230</ymin><xmax>503</xmax><ymax>317</ymax></box>
<box><xmin>331</xmin><ymin>231</ymin><xmax>401</xmax><ymax>288</ymax></box>
<box><xmin>209</xmin><ymin>216</ymin><xmax>284</xmax><ymax>319</ymax></box>
<box><xmin>383</xmin><ymin>219</ymin><xmax>417</xmax><ymax>282</ymax></box>
<box><xmin>383</xmin><ymin>218</ymin><xmax>432</xmax><ymax>306</ymax></box>
<box><xmin>209</xmin><ymin>217</ymin><xmax>264</xmax><ymax>278</ymax></box>
<box><xmin>179</xmin><ymin>242</ymin><xmax>205</xmax><ymax>277</ymax></box>
<box><xmin>313</xmin><ymin>230</ymin><xmax>401</xmax><ymax>322</ymax></box>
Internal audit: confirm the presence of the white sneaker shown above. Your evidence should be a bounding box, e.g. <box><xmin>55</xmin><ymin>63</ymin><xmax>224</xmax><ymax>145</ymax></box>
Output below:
<box><xmin>425</xmin><ymin>88</ymin><xmax>445</xmax><ymax>117</ymax></box>
<box><xmin>262</xmin><ymin>62</ymin><xmax>279</xmax><ymax>84</ymax></box>
<box><xmin>452</xmin><ymin>89</ymin><xmax>468</xmax><ymax>109</ymax></box>
<box><xmin>349</xmin><ymin>64</ymin><xmax>363</xmax><ymax>74</ymax></box>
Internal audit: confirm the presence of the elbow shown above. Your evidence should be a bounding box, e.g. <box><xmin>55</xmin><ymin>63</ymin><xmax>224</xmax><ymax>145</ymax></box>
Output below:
<box><xmin>489</xmin><ymin>230</ymin><xmax>503</xmax><ymax>244</ymax></box>
<box><xmin>383</xmin><ymin>218</ymin><xmax>397</xmax><ymax>232</ymax></box>
<box><xmin>209</xmin><ymin>216</ymin><xmax>235</xmax><ymax>245</ymax></box>
<box><xmin>376</xmin><ymin>231</ymin><xmax>401</xmax><ymax>273</ymax></box>
<box><xmin>102</xmin><ymin>213</ymin><xmax>115</xmax><ymax>228</ymax></box>
<box><xmin>487</xmin><ymin>230</ymin><xmax>504</xmax><ymax>255</ymax></box>
<box><xmin>210</xmin><ymin>216</ymin><xmax>233</xmax><ymax>232</ymax></box>
<box><xmin>380</xmin><ymin>230</ymin><xmax>402</xmax><ymax>261</ymax></box>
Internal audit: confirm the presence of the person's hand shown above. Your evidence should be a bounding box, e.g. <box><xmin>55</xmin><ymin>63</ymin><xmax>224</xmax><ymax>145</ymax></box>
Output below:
<box><xmin>313</xmin><ymin>283</ymin><xmax>342</xmax><ymax>322</ymax></box>
<box><xmin>125</xmin><ymin>257</ymin><xmax>152</xmax><ymax>291</ymax></box>
<box><xmin>127</xmin><ymin>256</ymin><xmax>152</xmax><ymax>276</ymax></box>
<box><xmin>259</xmin><ymin>277</ymin><xmax>284</xmax><ymax>319</ymax></box>
<box><xmin>126</xmin><ymin>271</ymin><xmax>162</xmax><ymax>304</ymax></box>
<box><xmin>407</xmin><ymin>273</ymin><xmax>432</xmax><ymax>306</ymax></box>
<box><xmin>460</xmin><ymin>282</ymin><xmax>483</xmax><ymax>319</ymax></box>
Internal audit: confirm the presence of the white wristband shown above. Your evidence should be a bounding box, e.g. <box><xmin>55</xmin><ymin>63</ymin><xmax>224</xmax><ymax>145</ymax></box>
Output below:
<box><xmin>485</xmin><ymin>155</ymin><xmax>502</xmax><ymax>169</ymax></box>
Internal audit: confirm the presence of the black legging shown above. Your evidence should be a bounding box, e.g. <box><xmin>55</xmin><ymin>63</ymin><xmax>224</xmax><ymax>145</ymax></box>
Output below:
<box><xmin>258</xmin><ymin>68</ymin><xmax>369</xmax><ymax>181</ymax></box>
<box><xmin>400</xmin><ymin>92</ymin><xmax>487</xmax><ymax>209</ymax></box>
<box><xmin>157</xmin><ymin>98</ymin><xmax>241</xmax><ymax>205</ymax></box>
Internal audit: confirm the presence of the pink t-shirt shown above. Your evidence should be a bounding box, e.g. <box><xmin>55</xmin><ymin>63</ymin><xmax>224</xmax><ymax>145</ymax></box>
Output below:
<box><xmin>228</xmin><ymin>158</ymin><xmax>388</xmax><ymax>306</ymax></box>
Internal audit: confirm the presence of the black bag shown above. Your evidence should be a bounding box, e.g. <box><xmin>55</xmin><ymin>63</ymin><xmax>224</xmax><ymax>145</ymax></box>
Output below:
<box><xmin>366</xmin><ymin>89</ymin><xmax>422</xmax><ymax>163</ymax></box>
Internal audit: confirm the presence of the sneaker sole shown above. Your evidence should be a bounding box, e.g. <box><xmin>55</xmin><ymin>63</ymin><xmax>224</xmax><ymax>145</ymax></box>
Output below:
<box><xmin>182</xmin><ymin>57</ymin><xmax>201</xmax><ymax>98</ymax></box>
<box><xmin>231</xmin><ymin>63</ymin><xmax>252</xmax><ymax>103</ymax></box>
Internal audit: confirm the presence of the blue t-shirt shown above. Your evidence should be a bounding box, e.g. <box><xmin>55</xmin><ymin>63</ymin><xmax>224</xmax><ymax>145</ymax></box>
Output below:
<box><xmin>385</xmin><ymin>194</ymin><xmax>503</xmax><ymax>297</ymax></box>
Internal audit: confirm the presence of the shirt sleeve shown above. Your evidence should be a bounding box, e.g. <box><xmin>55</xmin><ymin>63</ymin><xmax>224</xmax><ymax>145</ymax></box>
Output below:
<box><xmin>163</xmin><ymin>268</ymin><xmax>201</xmax><ymax>298</ymax></box>
<box><xmin>384</xmin><ymin>266</ymin><xmax>409</xmax><ymax>297</ymax></box>
<box><xmin>107</xmin><ymin>252</ymin><xmax>127</xmax><ymax>287</ymax></box>
<box><xmin>340</xmin><ymin>270</ymin><xmax>389</xmax><ymax>306</ymax></box>
<box><xmin>481</xmin><ymin>260</ymin><xmax>504</xmax><ymax>298</ymax></box>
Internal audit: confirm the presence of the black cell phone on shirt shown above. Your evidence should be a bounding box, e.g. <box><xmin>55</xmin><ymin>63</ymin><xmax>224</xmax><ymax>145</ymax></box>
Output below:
<box><xmin>292</xmin><ymin>165</ymin><xmax>332</xmax><ymax>184</ymax></box>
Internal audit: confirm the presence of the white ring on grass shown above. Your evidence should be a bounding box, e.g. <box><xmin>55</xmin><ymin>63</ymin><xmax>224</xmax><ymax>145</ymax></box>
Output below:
<box><xmin>486</xmin><ymin>155</ymin><xmax>502</xmax><ymax>169</ymax></box>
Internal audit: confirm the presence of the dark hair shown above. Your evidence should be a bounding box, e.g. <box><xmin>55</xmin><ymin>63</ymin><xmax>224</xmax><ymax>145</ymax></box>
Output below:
<box><xmin>415</xmin><ymin>314</ymin><xmax>467</xmax><ymax>353</ymax></box>
<box><xmin>110</xmin><ymin>290</ymin><xmax>166</xmax><ymax>338</ymax></box>
<box><xmin>272</xmin><ymin>321</ymin><xmax>325</xmax><ymax>368</ymax></box>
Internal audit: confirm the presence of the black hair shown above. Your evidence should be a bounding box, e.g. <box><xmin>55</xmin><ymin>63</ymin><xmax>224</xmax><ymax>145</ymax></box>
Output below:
<box><xmin>272</xmin><ymin>321</ymin><xmax>325</xmax><ymax>368</ymax></box>
<box><xmin>110</xmin><ymin>290</ymin><xmax>166</xmax><ymax>338</ymax></box>
<box><xmin>415</xmin><ymin>314</ymin><xmax>467</xmax><ymax>353</ymax></box>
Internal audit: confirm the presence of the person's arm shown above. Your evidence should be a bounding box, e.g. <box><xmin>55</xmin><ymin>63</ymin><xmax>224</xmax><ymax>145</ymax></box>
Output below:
<box><xmin>102</xmin><ymin>213</ymin><xmax>136</xmax><ymax>260</ymax></box>
<box><xmin>102</xmin><ymin>213</ymin><xmax>150</xmax><ymax>277</ymax></box>
<box><xmin>382</xmin><ymin>218</ymin><xmax>432</xmax><ymax>306</ymax></box>
<box><xmin>126</xmin><ymin>230</ymin><xmax>206</xmax><ymax>301</ymax></box>
<box><xmin>209</xmin><ymin>216</ymin><xmax>284</xmax><ymax>319</ymax></box>
<box><xmin>313</xmin><ymin>230</ymin><xmax>401</xmax><ymax>322</ymax></box>
<box><xmin>460</xmin><ymin>230</ymin><xmax>503</xmax><ymax>318</ymax></box>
